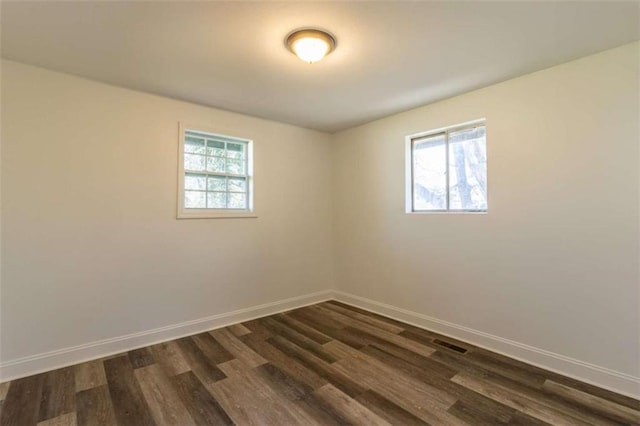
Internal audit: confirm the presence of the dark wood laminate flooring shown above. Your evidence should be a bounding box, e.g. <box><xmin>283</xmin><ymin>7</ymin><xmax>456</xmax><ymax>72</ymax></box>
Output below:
<box><xmin>1</xmin><ymin>301</ymin><xmax>639</xmax><ymax>425</ymax></box>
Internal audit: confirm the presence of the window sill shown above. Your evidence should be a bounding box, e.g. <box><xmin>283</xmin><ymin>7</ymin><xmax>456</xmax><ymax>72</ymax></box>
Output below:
<box><xmin>177</xmin><ymin>209</ymin><xmax>258</xmax><ymax>219</ymax></box>
<box><xmin>406</xmin><ymin>210</ymin><xmax>487</xmax><ymax>215</ymax></box>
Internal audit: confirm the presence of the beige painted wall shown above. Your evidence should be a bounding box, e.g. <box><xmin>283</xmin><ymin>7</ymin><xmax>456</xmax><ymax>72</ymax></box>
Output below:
<box><xmin>1</xmin><ymin>60</ymin><xmax>334</xmax><ymax>362</ymax></box>
<box><xmin>332</xmin><ymin>42</ymin><xmax>639</xmax><ymax>378</ymax></box>
<box><xmin>1</xmin><ymin>42</ymin><xmax>638</xmax><ymax>391</ymax></box>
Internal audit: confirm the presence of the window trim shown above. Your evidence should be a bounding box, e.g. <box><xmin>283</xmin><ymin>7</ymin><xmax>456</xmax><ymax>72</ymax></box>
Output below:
<box><xmin>405</xmin><ymin>119</ymin><xmax>487</xmax><ymax>214</ymax></box>
<box><xmin>177</xmin><ymin>123</ymin><xmax>256</xmax><ymax>219</ymax></box>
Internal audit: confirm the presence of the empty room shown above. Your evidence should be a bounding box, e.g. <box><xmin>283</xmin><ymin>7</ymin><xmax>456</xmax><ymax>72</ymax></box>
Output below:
<box><xmin>1</xmin><ymin>1</ymin><xmax>639</xmax><ymax>425</ymax></box>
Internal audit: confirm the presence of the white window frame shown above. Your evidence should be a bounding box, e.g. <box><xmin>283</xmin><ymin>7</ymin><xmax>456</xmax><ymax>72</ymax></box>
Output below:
<box><xmin>177</xmin><ymin>123</ymin><xmax>256</xmax><ymax>219</ymax></box>
<box><xmin>405</xmin><ymin>119</ymin><xmax>487</xmax><ymax>214</ymax></box>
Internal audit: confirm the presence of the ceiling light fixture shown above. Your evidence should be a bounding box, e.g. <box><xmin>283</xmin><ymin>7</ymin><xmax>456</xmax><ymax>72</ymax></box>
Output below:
<box><xmin>285</xmin><ymin>28</ymin><xmax>336</xmax><ymax>64</ymax></box>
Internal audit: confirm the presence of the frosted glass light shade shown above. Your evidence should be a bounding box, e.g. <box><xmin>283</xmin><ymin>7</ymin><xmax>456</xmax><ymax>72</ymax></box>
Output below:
<box><xmin>286</xmin><ymin>29</ymin><xmax>336</xmax><ymax>63</ymax></box>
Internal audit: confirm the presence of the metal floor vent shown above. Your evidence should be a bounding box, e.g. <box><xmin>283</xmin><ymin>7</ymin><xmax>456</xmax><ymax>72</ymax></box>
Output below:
<box><xmin>433</xmin><ymin>339</ymin><xmax>467</xmax><ymax>354</ymax></box>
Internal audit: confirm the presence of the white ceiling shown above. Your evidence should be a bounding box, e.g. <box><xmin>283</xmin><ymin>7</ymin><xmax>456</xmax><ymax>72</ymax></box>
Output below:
<box><xmin>1</xmin><ymin>1</ymin><xmax>638</xmax><ymax>133</ymax></box>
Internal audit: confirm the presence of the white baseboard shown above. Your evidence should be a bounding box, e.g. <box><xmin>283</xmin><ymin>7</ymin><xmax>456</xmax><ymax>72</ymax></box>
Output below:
<box><xmin>0</xmin><ymin>290</ymin><xmax>334</xmax><ymax>382</ymax></box>
<box><xmin>333</xmin><ymin>290</ymin><xmax>640</xmax><ymax>399</ymax></box>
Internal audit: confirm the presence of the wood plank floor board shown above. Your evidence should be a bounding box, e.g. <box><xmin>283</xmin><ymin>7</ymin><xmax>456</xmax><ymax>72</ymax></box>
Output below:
<box><xmin>542</xmin><ymin>379</ymin><xmax>640</xmax><ymax>424</ymax></box>
<box><xmin>272</xmin><ymin>313</ymin><xmax>333</xmax><ymax>344</ymax></box>
<box><xmin>0</xmin><ymin>373</ymin><xmax>45</xmax><ymax>426</ymax></box>
<box><xmin>288</xmin><ymin>307</ymin><xmax>347</xmax><ymax>331</ymax></box>
<box><xmin>208</xmin><ymin>364</ymin><xmax>314</xmax><ymax>425</ymax></box>
<box><xmin>465</xmin><ymin>349</ymin><xmax>548</xmax><ymax>388</ymax></box>
<box><xmin>325</xmin><ymin>301</ymin><xmax>412</xmax><ymax>331</ymax></box>
<box><xmin>314</xmin><ymin>384</ymin><xmax>391</xmax><ymax>426</ymax></box>
<box><xmin>333</xmin><ymin>353</ymin><xmax>458</xmax><ymax>411</ymax></box>
<box><xmin>134</xmin><ymin>363</ymin><xmax>196</xmax><ymax>426</ymax></box>
<box><xmin>429</xmin><ymin>350</ymin><xmax>516</xmax><ymax>387</ymax></box>
<box><xmin>259</xmin><ymin>317</ymin><xmax>339</xmax><ymax>364</ymax></box>
<box><xmin>329</xmin><ymin>325</ymin><xmax>386</xmax><ymax>349</ymax></box>
<box><xmin>464</xmin><ymin>367</ymin><xmax>625</xmax><ymax>425</ymax></box>
<box><xmin>36</xmin><ymin>411</ymin><xmax>77</xmax><ymax>426</ymax></box>
<box><xmin>254</xmin><ymin>363</ymin><xmax>348</xmax><ymax>425</ymax></box>
<box><xmin>175</xmin><ymin>336</ymin><xmax>227</xmax><ymax>385</ymax></box>
<box><xmin>323</xmin><ymin>340</ymin><xmax>360</xmax><ymax>360</ymax></box>
<box><xmin>215</xmin><ymin>360</ymin><xmax>310</xmax><ymax>424</ymax></box>
<box><xmin>431</xmin><ymin>349</ymin><xmax>637</xmax><ymax>425</ymax></box>
<box><xmin>400</xmin><ymin>328</ymin><xmax>475</xmax><ymax>354</ymax></box>
<box><xmin>447</xmin><ymin>398</ymin><xmax>513</xmax><ymax>425</ymax></box>
<box><xmin>355</xmin><ymin>390</ymin><xmax>429</xmax><ymax>426</ymax></box>
<box><xmin>38</xmin><ymin>367</ymin><xmax>75</xmax><ymax>423</ymax></box>
<box><xmin>281</xmin><ymin>309</ymin><xmax>343</xmax><ymax>334</ymax></box>
<box><xmin>238</xmin><ymin>319</ymin><xmax>273</xmax><ymax>341</ymax></box>
<box><xmin>331</xmin><ymin>360</ymin><xmax>466</xmax><ymax>425</ymax></box>
<box><xmin>228</xmin><ymin>323</ymin><xmax>252</xmax><ymax>337</ymax></box>
<box><xmin>451</xmin><ymin>371</ymin><xmax>594</xmax><ymax>426</ymax></box>
<box><xmin>319</xmin><ymin>302</ymin><xmax>406</xmax><ymax>334</ymax></box>
<box><xmin>210</xmin><ymin>328</ymin><xmax>267</xmax><ymax>368</ymax></box>
<box><xmin>2</xmin><ymin>302</ymin><xmax>639</xmax><ymax>426</ymax></box>
<box><xmin>0</xmin><ymin>381</ymin><xmax>11</xmax><ymax>401</ymax></box>
<box><xmin>241</xmin><ymin>334</ymin><xmax>328</xmax><ymax>390</ymax></box>
<box><xmin>309</xmin><ymin>307</ymin><xmax>437</xmax><ymax>358</ymax></box>
<box><xmin>100</xmin><ymin>352</ymin><xmax>128</xmax><ymax>361</ymax></box>
<box><xmin>507</xmin><ymin>411</ymin><xmax>554</xmax><ymax>425</ymax></box>
<box><xmin>75</xmin><ymin>385</ymin><xmax>116</xmax><ymax>426</ymax></box>
<box><xmin>547</xmin><ymin>376</ymin><xmax>640</xmax><ymax>412</ymax></box>
<box><xmin>74</xmin><ymin>360</ymin><xmax>107</xmax><ymax>393</ymax></box>
<box><xmin>306</xmin><ymin>319</ymin><xmax>412</xmax><ymax>357</ymax></box>
<box><xmin>255</xmin><ymin>363</ymin><xmax>314</xmax><ymax>399</ymax></box>
<box><xmin>448</xmin><ymin>389</ymin><xmax>520</xmax><ymax>425</ymax></box>
<box><xmin>342</xmin><ymin>324</ymin><xmax>437</xmax><ymax>359</ymax></box>
<box><xmin>367</xmin><ymin>342</ymin><xmax>459</xmax><ymax>378</ymax></box>
<box><xmin>308</xmin><ymin>305</ymin><xmax>377</xmax><ymax>329</ymax></box>
<box><xmin>215</xmin><ymin>359</ymin><xmax>245</xmax><ymax>379</ymax></box>
<box><xmin>293</xmin><ymin>393</ymin><xmax>350</xmax><ymax>426</ymax></box>
<box><xmin>398</xmin><ymin>344</ymin><xmax>461</xmax><ymax>378</ymax></box>
<box><xmin>360</xmin><ymin>342</ymin><xmax>517</xmax><ymax>423</ymax></box>
<box><xmin>286</xmin><ymin>309</ymin><xmax>376</xmax><ymax>350</ymax></box>
<box><xmin>172</xmin><ymin>371</ymin><xmax>234</xmax><ymax>426</ymax></box>
<box><xmin>103</xmin><ymin>355</ymin><xmax>156</xmax><ymax>426</ymax></box>
<box><xmin>267</xmin><ymin>334</ymin><xmax>368</xmax><ymax>398</ymax></box>
<box><xmin>199</xmin><ymin>379</ymin><xmax>256</xmax><ymax>426</ymax></box>
<box><xmin>469</xmin><ymin>346</ymin><xmax>634</xmax><ymax>413</ymax></box>
<box><xmin>304</xmin><ymin>322</ymin><xmax>370</xmax><ymax>350</ymax></box>
<box><xmin>191</xmin><ymin>332</ymin><xmax>235</xmax><ymax>365</ymax></box>
<box><xmin>127</xmin><ymin>347</ymin><xmax>155</xmax><ymax>369</ymax></box>
<box><xmin>149</xmin><ymin>340</ymin><xmax>191</xmax><ymax>377</ymax></box>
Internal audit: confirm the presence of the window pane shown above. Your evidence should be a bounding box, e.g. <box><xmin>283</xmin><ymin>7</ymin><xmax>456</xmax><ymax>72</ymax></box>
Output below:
<box><xmin>206</xmin><ymin>156</ymin><xmax>226</xmax><ymax>173</ymax></box>
<box><xmin>228</xmin><ymin>192</ymin><xmax>247</xmax><ymax>209</ymax></box>
<box><xmin>185</xmin><ymin>190</ymin><xmax>205</xmax><ymax>208</ymax></box>
<box><xmin>226</xmin><ymin>158</ymin><xmax>244</xmax><ymax>174</ymax></box>
<box><xmin>207</xmin><ymin>192</ymin><xmax>227</xmax><ymax>208</ymax></box>
<box><xmin>226</xmin><ymin>143</ymin><xmax>245</xmax><ymax>159</ymax></box>
<box><xmin>184</xmin><ymin>154</ymin><xmax>206</xmax><ymax>171</ymax></box>
<box><xmin>413</xmin><ymin>134</ymin><xmax>447</xmax><ymax>210</ymax></box>
<box><xmin>185</xmin><ymin>173</ymin><xmax>206</xmax><ymax>190</ymax></box>
<box><xmin>185</xmin><ymin>136</ymin><xmax>206</xmax><ymax>154</ymax></box>
<box><xmin>448</xmin><ymin>127</ymin><xmax>487</xmax><ymax>210</ymax></box>
<box><xmin>207</xmin><ymin>176</ymin><xmax>226</xmax><ymax>191</ymax></box>
<box><xmin>182</xmin><ymin>130</ymin><xmax>252</xmax><ymax>214</ymax></box>
<box><xmin>207</xmin><ymin>140</ymin><xmax>225</xmax><ymax>157</ymax></box>
<box><xmin>228</xmin><ymin>177</ymin><xmax>246</xmax><ymax>193</ymax></box>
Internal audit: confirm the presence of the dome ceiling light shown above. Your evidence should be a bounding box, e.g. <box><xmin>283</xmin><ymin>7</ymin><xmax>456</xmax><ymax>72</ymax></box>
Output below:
<box><xmin>285</xmin><ymin>28</ymin><xmax>336</xmax><ymax>64</ymax></box>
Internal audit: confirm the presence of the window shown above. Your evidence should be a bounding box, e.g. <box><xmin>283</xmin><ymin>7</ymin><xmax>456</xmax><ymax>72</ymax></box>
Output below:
<box><xmin>178</xmin><ymin>126</ymin><xmax>255</xmax><ymax>219</ymax></box>
<box><xmin>407</xmin><ymin>121</ymin><xmax>487</xmax><ymax>212</ymax></box>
